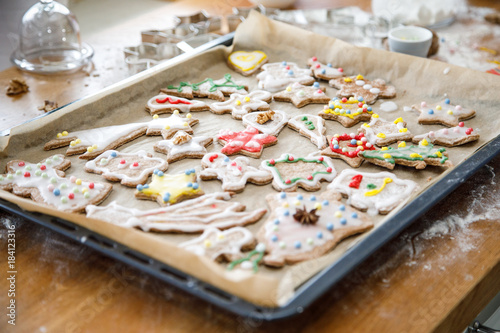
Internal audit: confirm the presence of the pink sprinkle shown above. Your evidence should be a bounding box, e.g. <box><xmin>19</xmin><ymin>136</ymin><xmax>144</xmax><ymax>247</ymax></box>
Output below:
<box><xmin>315</xmin><ymin>64</ymin><xmax>320</xmax><ymax>68</ymax></box>
<box><xmin>70</xmin><ymin>176</ymin><xmax>76</xmax><ymax>183</ymax></box>
<box><xmin>133</xmin><ymin>162</ymin><xmax>139</xmax><ymax>167</ymax></box>
<box><xmin>455</xmin><ymin>105</ymin><xmax>462</xmax><ymax>110</ymax></box>
<box><xmin>338</xmin><ymin>68</ymin><xmax>343</xmax><ymax>72</ymax></box>
<box><xmin>307</xmin><ymin>175</ymin><xmax>313</xmax><ymax>180</ymax></box>
<box><xmin>443</xmin><ymin>129</ymin><xmax>449</xmax><ymax>135</ymax></box>
<box><xmin>326</xmin><ymin>167</ymin><xmax>333</xmax><ymax>173</ymax></box>
<box><xmin>465</xmin><ymin>128</ymin><xmax>473</xmax><ymax>135</ymax></box>
<box><xmin>458</xmin><ymin>122</ymin><xmax>464</xmax><ymax>127</ymax></box>
<box><xmin>421</xmin><ymin>102</ymin><xmax>427</xmax><ymax>108</ymax></box>
<box><xmin>48</xmin><ymin>184</ymin><xmax>55</xmax><ymax>191</ymax></box>
<box><xmin>453</xmin><ymin>128</ymin><xmax>460</xmax><ymax>133</ymax></box>
<box><xmin>120</xmin><ymin>159</ymin><xmax>126</xmax><ymax>164</ymax></box>
<box><xmin>429</xmin><ymin>131</ymin><xmax>435</xmax><ymax>137</ymax></box>
<box><xmin>288</xmin><ymin>156</ymin><xmax>294</xmax><ymax>161</ymax></box>
<box><xmin>312</xmin><ymin>56</ymin><xmax>317</xmax><ymax>61</ymax></box>
<box><xmin>318</xmin><ymin>157</ymin><xmax>324</xmax><ymax>161</ymax></box>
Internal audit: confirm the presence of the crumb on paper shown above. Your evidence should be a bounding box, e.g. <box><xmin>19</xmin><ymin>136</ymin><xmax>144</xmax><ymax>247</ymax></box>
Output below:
<box><xmin>443</xmin><ymin>67</ymin><xmax>451</xmax><ymax>75</ymax></box>
<box><xmin>92</xmin><ymin>73</ymin><xmax>100</xmax><ymax>77</ymax></box>
<box><xmin>6</xmin><ymin>79</ymin><xmax>29</xmax><ymax>96</ymax></box>
<box><xmin>38</xmin><ymin>100</ymin><xmax>59</xmax><ymax>113</ymax></box>
<box><xmin>427</xmin><ymin>176</ymin><xmax>432</xmax><ymax>182</ymax></box>
<box><xmin>67</xmin><ymin>80</ymin><xmax>71</xmax><ymax>84</ymax></box>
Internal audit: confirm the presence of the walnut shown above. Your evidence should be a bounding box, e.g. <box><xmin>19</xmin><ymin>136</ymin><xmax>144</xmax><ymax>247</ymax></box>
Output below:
<box><xmin>256</xmin><ymin>110</ymin><xmax>275</xmax><ymax>124</ymax></box>
<box><xmin>293</xmin><ymin>205</ymin><xmax>319</xmax><ymax>225</ymax></box>
<box><xmin>37</xmin><ymin>100</ymin><xmax>59</xmax><ymax>113</ymax></box>
<box><xmin>6</xmin><ymin>79</ymin><xmax>29</xmax><ymax>96</ymax></box>
<box><xmin>172</xmin><ymin>131</ymin><xmax>192</xmax><ymax>145</ymax></box>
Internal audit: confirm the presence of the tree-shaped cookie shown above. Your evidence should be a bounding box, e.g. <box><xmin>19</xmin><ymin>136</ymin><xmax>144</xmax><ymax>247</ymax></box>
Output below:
<box><xmin>273</xmin><ymin>82</ymin><xmax>330</xmax><ymax>108</ymax></box>
<box><xmin>412</xmin><ymin>122</ymin><xmax>479</xmax><ymax>147</ymax></box>
<box><xmin>0</xmin><ymin>154</ymin><xmax>112</xmax><ymax>213</ymax></box>
<box><xmin>307</xmin><ymin>56</ymin><xmax>344</xmax><ymax>81</ymax></box>
<box><xmin>86</xmin><ymin>192</ymin><xmax>267</xmax><ymax>233</ymax></box>
<box><xmin>260</xmin><ymin>153</ymin><xmax>337</xmax><ymax>192</ymax></box>
<box><xmin>210</xmin><ymin>90</ymin><xmax>272</xmax><ymax>120</ymax></box>
<box><xmin>242</xmin><ymin>110</ymin><xmax>290</xmax><ymax>136</ymax></box>
<box><xmin>256</xmin><ymin>191</ymin><xmax>373</xmax><ymax>267</ymax></box>
<box><xmin>358</xmin><ymin>114</ymin><xmax>413</xmax><ymax>146</ymax></box>
<box><xmin>135</xmin><ymin>168</ymin><xmax>203</xmax><ymax>206</ymax></box>
<box><xmin>320</xmin><ymin>133</ymin><xmax>376</xmax><ymax>168</ymax></box>
<box><xmin>360</xmin><ymin>140</ymin><xmax>453</xmax><ymax>170</ymax></box>
<box><xmin>154</xmin><ymin>131</ymin><xmax>213</xmax><ymax>163</ymax></box>
<box><xmin>328</xmin><ymin>169</ymin><xmax>418</xmax><ymax>214</ymax></box>
<box><xmin>44</xmin><ymin>111</ymin><xmax>198</xmax><ymax>159</ymax></box>
<box><xmin>287</xmin><ymin>114</ymin><xmax>327</xmax><ymax>149</ymax></box>
<box><xmin>227</xmin><ymin>50</ymin><xmax>268</xmax><ymax>76</ymax></box>
<box><xmin>217</xmin><ymin>126</ymin><xmax>278</xmax><ymax>158</ymax></box>
<box><xmin>179</xmin><ymin>227</ymin><xmax>256</xmax><ymax>261</ymax></box>
<box><xmin>200</xmin><ymin>153</ymin><xmax>273</xmax><ymax>192</ymax></box>
<box><xmin>329</xmin><ymin>74</ymin><xmax>396</xmax><ymax>105</ymax></box>
<box><xmin>145</xmin><ymin>94</ymin><xmax>209</xmax><ymax>115</ymax></box>
<box><xmin>319</xmin><ymin>96</ymin><xmax>373</xmax><ymax>127</ymax></box>
<box><xmin>84</xmin><ymin>150</ymin><xmax>168</xmax><ymax>187</ymax></box>
<box><xmin>161</xmin><ymin>74</ymin><xmax>248</xmax><ymax>102</ymax></box>
<box><xmin>412</xmin><ymin>98</ymin><xmax>476</xmax><ymax>127</ymax></box>
<box><xmin>256</xmin><ymin>61</ymin><xmax>315</xmax><ymax>92</ymax></box>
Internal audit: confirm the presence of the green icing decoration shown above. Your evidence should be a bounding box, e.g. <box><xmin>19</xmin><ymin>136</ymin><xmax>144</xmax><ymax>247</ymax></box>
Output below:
<box><xmin>361</xmin><ymin>143</ymin><xmax>448</xmax><ymax>164</ymax></box>
<box><xmin>367</xmin><ymin>183</ymin><xmax>377</xmax><ymax>189</ymax></box>
<box><xmin>227</xmin><ymin>249</ymin><xmax>264</xmax><ymax>273</ymax></box>
<box><xmin>302</xmin><ymin>118</ymin><xmax>315</xmax><ymax>130</ymax></box>
<box><xmin>267</xmin><ymin>154</ymin><xmax>329</xmax><ymax>185</ymax></box>
<box><xmin>167</xmin><ymin>74</ymin><xmax>245</xmax><ymax>93</ymax></box>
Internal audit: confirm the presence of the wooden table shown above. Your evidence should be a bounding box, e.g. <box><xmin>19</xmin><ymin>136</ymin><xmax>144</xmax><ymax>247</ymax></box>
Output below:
<box><xmin>1</xmin><ymin>1</ymin><xmax>500</xmax><ymax>332</ymax></box>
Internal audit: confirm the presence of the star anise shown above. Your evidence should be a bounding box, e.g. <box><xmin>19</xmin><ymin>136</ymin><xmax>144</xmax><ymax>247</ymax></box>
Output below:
<box><xmin>293</xmin><ymin>205</ymin><xmax>320</xmax><ymax>225</ymax></box>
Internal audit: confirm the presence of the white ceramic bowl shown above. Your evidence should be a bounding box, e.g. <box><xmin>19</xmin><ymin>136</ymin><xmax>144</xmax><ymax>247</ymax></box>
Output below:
<box><xmin>249</xmin><ymin>0</ymin><xmax>296</xmax><ymax>9</ymax></box>
<box><xmin>388</xmin><ymin>26</ymin><xmax>433</xmax><ymax>58</ymax></box>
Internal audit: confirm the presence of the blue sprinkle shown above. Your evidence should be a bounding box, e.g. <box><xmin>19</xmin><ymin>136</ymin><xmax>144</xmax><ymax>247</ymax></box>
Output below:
<box><xmin>271</xmin><ymin>235</ymin><xmax>278</xmax><ymax>242</ymax></box>
<box><xmin>157</xmin><ymin>171</ymin><xmax>164</xmax><ymax>177</ymax></box>
<box><xmin>322</xmin><ymin>200</ymin><xmax>329</xmax><ymax>206</ymax></box>
<box><xmin>185</xmin><ymin>169</ymin><xmax>191</xmax><ymax>175</ymax></box>
<box><xmin>187</xmin><ymin>182</ymin><xmax>193</xmax><ymax>187</ymax></box>
<box><xmin>313</xmin><ymin>82</ymin><xmax>320</xmax><ymax>88</ymax></box>
<box><xmin>321</xmin><ymin>69</ymin><xmax>326</xmax><ymax>74</ymax></box>
<box><xmin>282</xmin><ymin>61</ymin><xmax>287</xmax><ymax>66</ymax></box>
<box><xmin>192</xmin><ymin>183</ymin><xmax>199</xmax><ymax>190</ymax></box>
<box><xmin>153</xmin><ymin>169</ymin><xmax>159</xmax><ymax>175</ymax></box>
<box><xmin>358</xmin><ymin>96</ymin><xmax>364</xmax><ymax>102</ymax></box>
<box><xmin>136</xmin><ymin>185</ymin><xmax>143</xmax><ymax>191</ymax></box>
<box><xmin>340</xmin><ymin>218</ymin><xmax>347</xmax><ymax>225</ymax></box>
<box><xmin>428</xmin><ymin>109</ymin><xmax>434</xmax><ymax>115</ymax></box>
<box><xmin>53</xmin><ymin>189</ymin><xmax>60</xmax><ymax>196</ymax></box>
<box><xmin>346</xmin><ymin>110</ymin><xmax>351</xmax><ymax>114</ymax></box>
<box><xmin>351</xmin><ymin>212</ymin><xmax>358</xmax><ymax>219</ymax></box>
<box><xmin>224</xmin><ymin>156</ymin><xmax>230</xmax><ymax>162</ymax></box>
<box><xmin>310</xmin><ymin>195</ymin><xmax>316</xmax><ymax>201</ymax></box>
<box><xmin>327</xmin><ymin>223</ymin><xmax>333</xmax><ymax>231</ymax></box>
<box><xmin>332</xmin><ymin>97</ymin><xmax>339</xmax><ymax>101</ymax></box>
<box><xmin>441</xmin><ymin>38</ymin><xmax>446</xmax><ymax>42</ymax></box>
<box><xmin>274</xmin><ymin>219</ymin><xmax>280</xmax><ymax>225</ymax></box>
<box><xmin>283</xmin><ymin>210</ymin><xmax>290</xmax><ymax>216</ymax></box>
<box><xmin>143</xmin><ymin>184</ymin><xmax>149</xmax><ymax>189</ymax></box>
<box><xmin>280</xmin><ymin>192</ymin><xmax>286</xmax><ymax>199</ymax></box>
<box><xmin>294</xmin><ymin>241</ymin><xmax>301</xmax><ymax>249</ymax></box>
<box><xmin>350</xmin><ymin>139</ymin><xmax>357</xmax><ymax>145</ymax></box>
<box><xmin>333</xmin><ymin>144</ymin><xmax>340</xmax><ymax>149</ymax></box>
<box><xmin>367</xmin><ymin>106</ymin><xmax>372</xmax><ymax>111</ymax></box>
<box><xmin>190</xmin><ymin>168</ymin><xmax>195</xmax><ymax>174</ymax></box>
<box><xmin>163</xmin><ymin>193</ymin><xmax>170</xmax><ymax>202</ymax></box>
<box><xmin>445</xmin><ymin>98</ymin><xmax>450</xmax><ymax>104</ymax></box>
<box><xmin>339</xmin><ymin>204</ymin><xmax>345</xmax><ymax>211</ymax></box>
<box><xmin>110</xmin><ymin>151</ymin><xmax>117</xmax><ymax>158</ymax></box>
<box><xmin>317</xmin><ymin>231</ymin><xmax>323</xmax><ymax>239</ymax></box>
<box><xmin>288</xmin><ymin>70</ymin><xmax>294</xmax><ymax>76</ymax></box>
<box><xmin>297</xmin><ymin>194</ymin><xmax>303</xmax><ymax>200</ymax></box>
<box><xmin>327</xmin><ymin>63</ymin><xmax>332</xmax><ymax>67</ymax></box>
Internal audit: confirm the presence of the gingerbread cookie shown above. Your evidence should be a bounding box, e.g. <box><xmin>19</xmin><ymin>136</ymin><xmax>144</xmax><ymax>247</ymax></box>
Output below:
<box><xmin>84</xmin><ymin>150</ymin><xmax>168</xmax><ymax>187</ymax></box>
<box><xmin>287</xmin><ymin>114</ymin><xmax>327</xmax><ymax>149</ymax></box>
<box><xmin>320</xmin><ymin>133</ymin><xmax>376</xmax><ymax>168</ymax></box>
<box><xmin>44</xmin><ymin>111</ymin><xmax>198</xmax><ymax>159</ymax></box>
<box><xmin>241</xmin><ymin>110</ymin><xmax>289</xmax><ymax>136</ymax></box>
<box><xmin>179</xmin><ymin>227</ymin><xmax>256</xmax><ymax>262</ymax></box>
<box><xmin>86</xmin><ymin>192</ymin><xmax>267</xmax><ymax>233</ymax></box>
<box><xmin>154</xmin><ymin>131</ymin><xmax>213</xmax><ymax>163</ymax></box>
<box><xmin>412</xmin><ymin>98</ymin><xmax>476</xmax><ymax>127</ymax></box>
<box><xmin>273</xmin><ymin>82</ymin><xmax>330</xmax><ymax>108</ymax></box>
<box><xmin>0</xmin><ymin>155</ymin><xmax>112</xmax><ymax>213</ymax></box>
<box><xmin>256</xmin><ymin>61</ymin><xmax>315</xmax><ymax>92</ymax></box>
<box><xmin>260</xmin><ymin>153</ymin><xmax>337</xmax><ymax>192</ymax></box>
<box><xmin>135</xmin><ymin>168</ymin><xmax>203</xmax><ymax>206</ymax></box>
<box><xmin>328</xmin><ymin>169</ymin><xmax>418</xmax><ymax>215</ymax></box>
<box><xmin>319</xmin><ymin>96</ymin><xmax>373</xmax><ymax>127</ymax></box>
<box><xmin>307</xmin><ymin>57</ymin><xmax>344</xmax><ymax>81</ymax></box>
<box><xmin>329</xmin><ymin>74</ymin><xmax>396</xmax><ymax>105</ymax></box>
<box><xmin>412</xmin><ymin>122</ymin><xmax>479</xmax><ymax>147</ymax></box>
<box><xmin>217</xmin><ymin>126</ymin><xmax>278</xmax><ymax>158</ymax></box>
<box><xmin>360</xmin><ymin>140</ymin><xmax>452</xmax><ymax>170</ymax></box>
<box><xmin>256</xmin><ymin>191</ymin><xmax>373</xmax><ymax>267</ymax></box>
<box><xmin>359</xmin><ymin>114</ymin><xmax>413</xmax><ymax>146</ymax></box>
<box><xmin>210</xmin><ymin>90</ymin><xmax>272</xmax><ymax>120</ymax></box>
<box><xmin>227</xmin><ymin>50</ymin><xmax>268</xmax><ymax>76</ymax></box>
<box><xmin>200</xmin><ymin>153</ymin><xmax>273</xmax><ymax>192</ymax></box>
<box><xmin>161</xmin><ymin>74</ymin><xmax>248</xmax><ymax>102</ymax></box>
<box><xmin>145</xmin><ymin>94</ymin><xmax>209</xmax><ymax>115</ymax></box>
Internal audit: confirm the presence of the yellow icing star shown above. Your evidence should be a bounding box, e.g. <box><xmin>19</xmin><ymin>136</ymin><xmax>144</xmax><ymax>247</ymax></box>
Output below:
<box><xmin>398</xmin><ymin>142</ymin><xmax>406</xmax><ymax>148</ymax></box>
<box><xmin>138</xmin><ymin>171</ymin><xmax>203</xmax><ymax>205</ymax></box>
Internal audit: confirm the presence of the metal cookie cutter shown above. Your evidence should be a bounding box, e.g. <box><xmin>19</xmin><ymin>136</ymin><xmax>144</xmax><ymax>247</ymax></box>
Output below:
<box><xmin>123</xmin><ymin>42</ymin><xmax>183</xmax><ymax>74</ymax></box>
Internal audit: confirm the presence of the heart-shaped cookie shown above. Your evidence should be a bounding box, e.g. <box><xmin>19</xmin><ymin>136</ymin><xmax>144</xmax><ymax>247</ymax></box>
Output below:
<box><xmin>228</xmin><ymin>50</ymin><xmax>268</xmax><ymax>76</ymax></box>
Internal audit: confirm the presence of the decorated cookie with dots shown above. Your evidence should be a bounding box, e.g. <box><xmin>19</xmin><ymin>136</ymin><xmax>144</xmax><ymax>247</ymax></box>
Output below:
<box><xmin>161</xmin><ymin>74</ymin><xmax>248</xmax><ymax>102</ymax></box>
<box><xmin>200</xmin><ymin>153</ymin><xmax>273</xmax><ymax>193</ymax></box>
<box><xmin>256</xmin><ymin>61</ymin><xmax>315</xmax><ymax>93</ymax></box>
<box><xmin>217</xmin><ymin>126</ymin><xmax>278</xmax><ymax>158</ymax></box>
<box><xmin>44</xmin><ymin>111</ymin><xmax>199</xmax><ymax>160</ymax></box>
<box><xmin>145</xmin><ymin>94</ymin><xmax>209</xmax><ymax>116</ymax></box>
<box><xmin>84</xmin><ymin>150</ymin><xmax>168</xmax><ymax>187</ymax></box>
<box><xmin>287</xmin><ymin>114</ymin><xmax>327</xmax><ymax>149</ymax></box>
<box><xmin>360</xmin><ymin>140</ymin><xmax>453</xmax><ymax>170</ymax></box>
<box><xmin>320</xmin><ymin>133</ymin><xmax>376</xmax><ymax>168</ymax></box>
<box><xmin>0</xmin><ymin>154</ymin><xmax>112</xmax><ymax>213</ymax></box>
<box><xmin>135</xmin><ymin>168</ymin><xmax>203</xmax><ymax>206</ymax></box>
<box><xmin>227</xmin><ymin>50</ymin><xmax>268</xmax><ymax>76</ymax></box>
<box><xmin>358</xmin><ymin>114</ymin><xmax>413</xmax><ymax>147</ymax></box>
<box><xmin>241</xmin><ymin>110</ymin><xmax>290</xmax><ymax>137</ymax></box>
<box><xmin>179</xmin><ymin>227</ymin><xmax>256</xmax><ymax>262</ymax></box>
<box><xmin>412</xmin><ymin>122</ymin><xmax>479</xmax><ymax>147</ymax></box>
<box><xmin>86</xmin><ymin>192</ymin><xmax>267</xmax><ymax>233</ymax></box>
<box><xmin>210</xmin><ymin>90</ymin><xmax>272</xmax><ymax>120</ymax></box>
<box><xmin>412</xmin><ymin>98</ymin><xmax>476</xmax><ymax>127</ymax></box>
<box><xmin>319</xmin><ymin>96</ymin><xmax>373</xmax><ymax>127</ymax></box>
<box><xmin>154</xmin><ymin>131</ymin><xmax>213</xmax><ymax>163</ymax></box>
<box><xmin>307</xmin><ymin>57</ymin><xmax>344</xmax><ymax>81</ymax></box>
<box><xmin>273</xmin><ymin>82</ymin><xmax>330</xmax><ymax>108</ymax></box>
<box><xmin>329</xmin><ymin>74</ymin><xmax>396</xmax><ymax>105</ymax></box>
<box><xmin>255</xmin><ymin>191</ymin><xmax>373</xmax><ymax>267</ymax></box>
<box><xmin>328</xmin><ymin>169</ymin><xmax>418</xmax><ymax>215</ymax></box>
<box><xmin>260</xmin><ymin>153</ymin><xmax>337</xmax><ymax>192</ymax></box>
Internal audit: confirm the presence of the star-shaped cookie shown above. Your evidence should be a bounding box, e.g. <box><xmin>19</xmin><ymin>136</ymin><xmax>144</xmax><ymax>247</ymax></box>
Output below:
<box><xmin>200</xmin><ymin>153</ymin><xmax>273</xmax><ymax>192</ymax></box>
<box><xmin>287</xmin><ymin>114</ymin><xmax>327</xmax><ymax>149</ymax></box>
<box><xmin>256</xmin><ymin>61</ymin><xmax>315</xmax><ymax>92</ymax></box>
<box><xmin>145</xmin><ymin>94</ymin><xmax>209</xmax><ymax>115</ymax></box>
<box><xmin>273</xmin><ymin>82</ymin><xmax>330</xmax><ymax>108</ymax></box>
<box><xmin>242</xmin><ymin>110</ymin><xmax>289</xmax><ymax>136</ymax></box>
<box><xmin>210</xmin><ymin>90</ymin><xmax>272</xmax><ymax>120</ymax></box>
<box><xmin>412</xmin><ymin>98</ymin><xmax>476</xmax><ymax>127</ymax></box>
<box><xmin>307</xmin><ymin>56</ymin><xmax>344</xmax><ymax>81</ymax></box>
<box><xmin>329</xmin><ymin>74</ymin><xmax>396</xmax><ymax>105</ymax></box>
<box><xmin>154</xmin><ymin>131</ymin><xmax>213</xmax><ymax>163</ymax></box>
<box><xmin>320</xmin><ymin>133</ymin><xmax>376</xmax><ymax>168</ymax></box>
<box><xmin>319</xmin><ymin>96</ymin><xmax>373</xmax><ymax>127</ymax></box>
<box><xmin>412</xmin><ymin>123</ymin><xmax>479</xmax><ymax>147</ymax></box>
<box><xmin>358</xmin><ymin>114</ymin><xmax>413</xmax><ymax>147</ymax></box>
<box><xmin>217</xmin><ymin>126</ymin><xmax>278</xmax><ymax>158</ymax></box>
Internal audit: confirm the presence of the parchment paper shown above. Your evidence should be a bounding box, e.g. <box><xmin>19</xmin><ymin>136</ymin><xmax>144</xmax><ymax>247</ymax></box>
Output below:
<box><xmin>1</xmin><ymin>11</ymin><xmax>500</xmax><ymax>307</ymax></box>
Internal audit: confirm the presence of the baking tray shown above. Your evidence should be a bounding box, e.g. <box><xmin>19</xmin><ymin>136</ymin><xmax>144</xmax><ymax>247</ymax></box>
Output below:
<box><xmin>2</xmin><ymin>18</ymin><xmax>500</xmax><ymax>320</ymax></box>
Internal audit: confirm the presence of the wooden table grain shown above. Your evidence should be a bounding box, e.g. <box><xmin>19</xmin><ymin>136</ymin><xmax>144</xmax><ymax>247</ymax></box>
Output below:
<box><xmin>1</xmin><ymin>1</ymin><xmax>500</xmax><ymax>332</ymax></box>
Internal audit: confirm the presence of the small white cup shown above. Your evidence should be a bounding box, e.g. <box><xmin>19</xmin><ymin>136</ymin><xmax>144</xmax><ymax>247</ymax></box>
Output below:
<box><xmin>388</xmin><ymin>26</ymin><xmax>433</xmax><ymax>58</ymax></box>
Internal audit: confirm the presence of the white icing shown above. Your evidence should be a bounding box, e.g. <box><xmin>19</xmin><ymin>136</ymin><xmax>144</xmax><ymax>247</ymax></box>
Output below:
<box><xmin>370</xmin><ymin>88</ymin><xmax>381</xmax><ymax>94</ymax></box>
<box><xmin>308</xmin><ymin>59</ymin><xmax>343</xmax><ymax>79</ymax></box>
<box><xmin>241</xmin><ymin>110</ymin><xmax>290</xmax><ymax>136</ymax></box>
<box><xmin>413</xmin><ymin>125</ymin><xmax>477</xmax><ymax>144</ymax></box>
<box><xmin>210</xmin><ymin>90</ymin><xmax>272</xmax><ymax>120</ymax></box>
<box><xmin>362</xmin><ymin>115</ymin><xmax>411</xmax><ymax>146</ymax></box>
<box><xmin>288</xmin><ymin>114</ymin><xmax>327</xmax><ymax>149</ymax></box>
<box><xmin>257</xmin><ymin>62</ymin><xmax>313</xmax><ymax>92</ymax></box>
<box><xmin>363</xmin><ymin>84</ymin><xmax>373</xmax><ymax>90</ymax></box>
<box><xmin>146</xmin><ymin>94</ymin><xmax>207</xmax><ymax>113</ymax></box>
<box><xmin>417</xmin><ymin>99</ymin><xmax>474</xmax><ymax>124</ymax></box>
<box><xmin>356</xmin><ymin>80</ymin><xmax>365</xmax><ymax>86</ymax></box>
<box><xmin>155</xmin><ymin>131</ymin><xmax>210</xmax><ymax>158</ymax></box>
<box><xmin>403</xmin><ymin>106</ymin><xmax>412</xmax><ymax>112</ymax></box>
<box><xmin>379</xmin><ymin>101</ymin><xmax>398</xmax><ymax>112</ymax></box>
